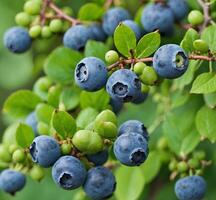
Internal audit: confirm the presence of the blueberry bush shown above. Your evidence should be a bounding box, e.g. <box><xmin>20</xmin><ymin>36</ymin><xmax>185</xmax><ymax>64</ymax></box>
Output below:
<box><xmin>1</xmin><ymin>0</ymin><xmax>216</xmax><ymax>199</ymax></box>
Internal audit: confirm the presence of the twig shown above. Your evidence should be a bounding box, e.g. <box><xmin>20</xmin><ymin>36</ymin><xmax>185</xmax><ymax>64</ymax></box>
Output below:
<box><xmin>189</xmin><ymin>55</ymin><xmax>216</xmax><ymax>61</ymax></box>
<box><xmin>40</xmin><ymin>0</ymin><xmax>50</xmax><ymax>26</ymax></box>
<box><xmin>198</xmin><ymin>0</ymin><xmax>211</xmax><ymax>32</ymax></box>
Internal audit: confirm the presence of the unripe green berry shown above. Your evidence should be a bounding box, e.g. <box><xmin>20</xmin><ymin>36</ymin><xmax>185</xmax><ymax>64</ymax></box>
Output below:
<box><xmin>139</xmin><ymin>66</ymin><xmax>158</xmax><ymax>85</ymax></box>
<box><xmin>30</xmin><ymin>165</ymin><xmax>45</xmax><ymax>181</ymax></box>
<box><xmin>37</xmin><ymin>122</ymin><xmax>49</xmax><ymax>135</ymax></box>
<box><xmin>41</xmin><ymin>26</ymin><xmax>52</xmax><ymax>38</ymax></box>
<box><xmin>94</xmin><ymin>121</ymin><xmax>117</xmax><ymax>139</ymax></box>
<box><xmin>188</xmin><ymin>10</ymin><xmax>204</xmax><ymax>26</ymax></box>
<box><xmin>9</xmin><ymin>144</ymin><xmax>19</xmax><ymax>154</ymax></box>
<box><xmin>49</xmin><ymin>19</ymin><xmax>63</xmax><ymax>33</ymax></box>
<box><xmin>188</xmin><ymin>158</ymin><xmax>200</xmax><ymax>169</ymax></box>
<box><xmin>157</xmin><ymin>137</ymin><xmax>168</xmax><ymax>150</ymax></box>
<box><xmin>95</xmin><ymin>110</ymin><xmax>117</xmax><ymax>125</ymax></box>
<box><xmin>72</xmin><ymin>130</ymin><xmax>103</xmax><ymax>154</ymax></box>
<box><xmin>61</xmin><ymin>143</ymin><xmax>72</xmax><ymax>155</ymax></box>
<box><xmin>193</xmin><ymin>39</ymin><xmax>209</xmax><ymax>53</ymax></box>
<box><xmin>177</xmin><ymin>161</ymin><xmax>188</xmax><ymax>173</ymax></box>
<box><xmin>105</xmin><ymin>50</ymin><xmax>119</xmax><ymax>64</ymax></box>
<box><xmin>134</xmin><ymin>62</ymin><xmax>146</xmax><ymax>75</ymax></box>
<box><xmin>15</xmin><ymin>12</ymin><xmax>31</xmax><ymax>26</ymax></box>
<box><xmin>193</xmin><ymin>151</ymin><xmax>205</xmax><ymax>160</ymax></box>
<box><xmin>12</xmin><ymin>149</ymin><xmax>25</xmax><ymax>163</ymax></box>
<box><xmin>0</xmin><ymin>145</ymin><xmax>11</xmax><ymax>163</ymax></box>
<box><xmin>24</xmin><ymin>1</ymin><xmax>41</xmax><ymax>15</ymax></box>
<box><xmin>169</xmin><ymin>159</ymin><xmax>178</xmax><ymax>171</ymax></box>
<box><xmin>141</xmin><ymin>84</ymin><xmax>150</xmax><ymax>93</ymax></box>
<box><xmin>29</xmin><ymin>25</ymin><xmax>42</xmax><ymax>38</ymax></box>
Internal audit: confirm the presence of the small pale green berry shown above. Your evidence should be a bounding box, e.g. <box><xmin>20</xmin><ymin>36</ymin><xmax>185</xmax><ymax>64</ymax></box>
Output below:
<box><xmin>15</xmin><ymin>12</ymin><xmax>31</xmax><ymax>26</ymax></box>
<box><xmin>12</xmin><ymin>149</ymin><xmax>25</xmax><ymax>163</ymax></box>
<box><xmin>139</xmin><ymin>66</ymin><xmax>158</xmax><ymax>85</ymax></box>
<box><xmin>61</xmin><ymin>143</ymin><xmax>72</xmax><ymax>155</ymax></box>
<box><xmin>188</xmin><ymin>10</ymin><xmax>204</xmax><ymax>26</ymax></box>
<box><xmin>29</xmin><ymin>25</ymin><xmax>42</xmax><ymax>38</ymax></box>
<box><xmin>193</xmin><ymin>39</ymin><xmax>209</xmax><ymax>53</ymax></box>
<box><xmin>30</xmin><ymin>165</ymin><xmax>45</xmax><ymax>181</ymax></box>
<box><xmin>41</xmin><ymin>26</ymin><xmax>52</xmax><ymax>38</ymax></box>
<box><xmin>134</xmin><ymin>62</ymin><xmax>146</xmax><ymax>75</ymax></box>
<box><xmin>105</xmin><ymin>50</ymin><xmax>119</xmax><ymax>64</ymax></box>
<box><xmin>49</xmin><ymin>19</ymin><xmax>63</xmax><ymax>33</ymax></box>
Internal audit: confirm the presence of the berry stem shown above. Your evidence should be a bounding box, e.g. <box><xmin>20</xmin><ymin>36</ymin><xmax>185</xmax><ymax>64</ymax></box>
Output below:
<box><xmin>40</xmin><ymin>0</ymin><xmax>50</xmax><ymax>26</ymax></box>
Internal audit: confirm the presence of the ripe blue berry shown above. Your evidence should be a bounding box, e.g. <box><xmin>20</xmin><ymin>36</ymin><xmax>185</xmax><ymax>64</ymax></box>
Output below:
<box><xmin>114</xmin><ymin>132</ymin><xmax>149</xmax><ymax>166</ymax></box>
<box><xmin>132</xmin><ymin>92</ymin><xmax>148</xmax><ymax>104</ymax></box>
<box><xmin>175</xmin><ymin>175</ymin><xmax>206</xmax><ymax>200</ymax></box>
<box><xmin>0</xmin><ymin>169</ymin><xmax>26</xmax><ymax>195</ymax></box>
<box><xmin>29</xmin><ymin>135</ymin><xmax>61</xmax><ymax>168</ymax></box>
<box><xmin>168</xmin><ymin>0</ymin><xmax>188</xmax><ymax>21</ymax></box>
<box><xmin>25</xmin><ymin>112</ymin><xmax>39</xmax><ymax>136</ymax></box>
<box><xmin>83</xmin><ymin>166</ymin><xmax>116</xmax><ymax>200</ymax></box>
<box><xmin>110</xmin><ymin>98</ymin><xmax>123</xmax><ymax>114</ymax></box>
<box><xmin>153</xmin><ymin>44</ymin><xmax>189</xmax><ymax>79</ymax></box>
<box><xmin>102</xmin><ymin>7</ymin><xmax>131</xmax><ymax>36</ymax></box>
<box><xmin>88</xmin><ymin>23</ymin><xmax>107</xmax><ymax>42</ymax></box>
<box><xmin>106</xmin><ymin>69</ymin><xmax>141</xmax><ymax>102</ymax></box>
<box><xmin>75</xmin><ymin>57</ymin><xmax>108</xmax><ymax>91</ymax></box>
<box><xmin>141</xmin><ymin>4</ymin><xmax>174</xmax><ymax>33</ymax></box>
<box><xmin>4</xmin><ymin>27</ymin><xmax>31</xmax><ymax>53</ymax></box>
<box><xmin>87</xmin><ymin>149</ymin><xmax>109</xmax><ymax>166</ymax></box>
<box><xmin>118</xmin><ymin>120</ymin><xmax>149</xmax><ymax>141</ymax></box>
<box><xmin>122</xmin><ymin>20</ymin><xmax>142</xmax><ymax>40</ymax></box>
<box><xmin>52</xmin><ymin>156</ymin><xmax>86</xmax><ymax>190</ymax></box>
<box><xmin>63</xmin><ymin>25</ymin><xmax>90</xmax><ymax>50</ymax></box>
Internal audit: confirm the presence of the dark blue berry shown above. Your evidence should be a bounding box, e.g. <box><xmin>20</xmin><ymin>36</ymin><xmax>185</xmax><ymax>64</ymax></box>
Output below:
<box><xmin>0</xmin><ymin>169</ymin><xmax>26</xmax><ymax>195</ymax></box>
<box><xmin>83</xmin><ymin>166</ymin><xmax>116</xmax><ymax>200</ymax></box>
<box><xmin>168</xmin><ymin>0</ymin><xmax>188</xmax><ymax>21</ymax></box>
<box><xmin>132</xmin><ymin>92</ymin><xmax>148</xmax><ymax>104</ymax></box>
<box><xmin>122</xmin><ymin>20</ymin><xmax>142</xmax><ymax>40</ymax></box>
<box><xmin>4</xmin><ymin>27</ymin><xmax>31</xmax><ymax>53</ymax></box>
<box><xmin>141</xmin><ymin>4</ymin><xmax>174</xmax><ymax>33</ymax></box>
<box><xmin>102</xmin><ymin>7</ymin><xmax>131</xmax><ymax>36</ymax></box>
<box><xmin>29</xmin><ymin>135</ymin><xmax>61</xmax><ymax>168</ymax></box>
<box><xmin>87</xmin><ymin>149</ymin><xmax>109</xmax><ymax>166</ymax></box>
<box><xmin>114</xmin><ymin>132</ymin><xmax>149</xmax><ymax>166</ymax></box>
<box><xmin>88</xmin><ymin>24</ymin><xmax>107</xmax><ymax>42</ymax></box>
<box><xmin>110</xmin><ymin>98</ymin><xmax>123</xmax><ymax>114</ymax></box>
<box><xmin>153</xmin><ymin>44</ymin><xmax>189</xmax><ymax>79</ymax></box>
<box><xmin>25</xmin><ymin>112</ymin><xmax>39</xmax><ymax>136</ymax></box>
<box><xmin>63</xmin><ymin>25</ymin><xmax>90</xmax><ymax>50</ymax></box>
<box><xmin>118</xmin><ymin>120</ymin><xmax>149</xmax><ymax>141</ymax></box>
<box><xmin>52</xmin><ymin>156</ymin><xmax>86</xmax><ymax>190</ymax></box>
<box><xmin>175</xmin><ymin>175</ymin><xmax>206</xmax><ymax>200</ymax></box>
<box><xmin>106</xmin><ymin>69</ymin><xmax>141</xmax><ymax>102</ymax></box>
<box><xmin>75</xmin><ymin>57</ymin><xmax>108</xmax><ymax>91</ymax></box>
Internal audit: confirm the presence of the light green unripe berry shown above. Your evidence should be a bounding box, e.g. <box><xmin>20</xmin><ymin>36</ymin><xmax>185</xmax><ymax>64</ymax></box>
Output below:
<box><xmin>30</xmin><ymin>165</ymin><xmax>45</xmax><ymax>181</ymax></box>
<box><xmin>9</xmin><ymin>144</ymin><xmax>19</xmax><ymax>154</ymax></box>
<box><xmin>29</xmin><ymin>25</ymin><xmax>42</xmax><ymax>38</ymax></box>
<box><xmin>61</xmin><ymin>143</ymin><xmax>72</xmax><ymax>155</ymax></box>
<box><xmin>94</xmin><ymin>110</ymin><xmax>117</xmax><ymax>125</ymax></box>
<box><xmin>12</xmin><ymin>149</ymin><xmax>25</xmax><ymax>163</ymax></box>
<box><xmin>188</xmin><ymin>10</ymin><xmax>204</xmax><ymax>26</ymax></box>
<box><xmin>94</xmin><ymin>121</ymin><xmax>117</xmax><ymax>139</ymax></box>
<box><xmin>105</xmin><ymin>50</ymin><xmax>119</xmax><ymax>64</ymax></box>
<box><xmin>134</xmin><ymin>62</ymin><xmax>146</xmax><ymax>75</ymax></box>
<box><xmin>177</xmin><ymin>161</ymin><xmax>188</xmax><ymax>173</ymax></box>
<box><xmin>49</xmin><ymin>19</ymin><xmax>63</xmax><ymax>33</ymax></box>
<box><xmin>169</xmin><ymin>159</ymin><xmax>178</xmax><ymax>171</ymax></box>
<box><xmin>193</xmin><ymin>39</ymin><xmax>209</xmax><ymax>53</ymax></box>
<box><xmin>139</xmin><ymin>66</ymin><xmax>158</xmax><ymax>85</ymax></box>
<box><xmin>41</xmin><ymin>26</ymin><xmax>52</xmax><ymax>38</ymax></box>
<box><xmin>141</xmin><ymin>84</ymin><xmax>150</xmax><ymax>93</ymax></box>
<box><xmin>24</xmin><ymin>1</ymin><xmax>41</xmax><ymax>15</ymax></box>
<box><xmin>37</xmin><ymin>122</ymin><xmax>49</xmax><ymax>135</ymax></box>
<box><xmin>15</xmin><ymin>12</ymin><xmax>31</xmax><ymax>26</ymax></box>
<box><xmin>188</xmin><ymin>158</ymin><xmax>200</xmax><ymax>169</ymax></box>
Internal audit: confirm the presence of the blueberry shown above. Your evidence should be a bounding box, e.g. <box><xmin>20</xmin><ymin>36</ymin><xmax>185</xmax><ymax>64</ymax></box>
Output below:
<box><xmin>141</xmin><ymin>3</ymin><xmax>174</xmax><ymax>33</ymax></box>
<box><xmin>110</xmin><ymin>98</ymin><xmax>123</xmax><ymax>114</ymax></box>
<box><xmin>118</xmin><ymin>120</ymin><xmax>149</xmax><ymax>141</ymax></box>
<box><xmin>114</xmin><ymin>132</ymin><xmax>149</xmax><ymax>166</ymax></box>
<box><xmin>122</xmin><ymin>20</ymin><xmax>142</xmax><ymax>40</ymax></box>
<box><xmin>87</xmin><ymin>149</ymin><xmax>109</xmax><ymax>166</ymax></box>
<box><xmin>175</xmin><ymin>175</ymin><xmax>206</xmax><ymax>200</ymax></box>
<box><xmin>88</xmin><ymin>23</ymin><xmax>107</xmax><ymax>42</ymax></box>
<box><xmin>29</xmin><ymin>135</ymin><xmax>61</xmax><ymax>168</ymax></box>
<box><xmin>52</xmin><ymin>156</ymin><xmax>86</xmax><ymax>190</ymax></box>
<box><xmin>168</xmin><ymin>0</ymin><xmax>188</xmax><ymax>21</ymax></box>
<box><xmin>75</xmin><ymin>57</ymin><xmax>108</xmax><ymax>91</ymax></box>
<box><xmin>4</xmin><ymin>26</ymin><xmax>31</xmax><ymax>53</ymax></box>
<box><xmin>25</xmin><ymin>112</ymin><xmax>39</xmax><ymax>136</ymax></box>
<box><xmin>153</xmin><ymin>44</ymin><xmax>189</xmax><ymax>79</ymax></box>
<box><xmin>106</xmin><ymin>69</ymin><xmax>141</xmax><ymax>102</ymax></box>
<box><xmin>132</xmin><ymin>92</ymin><xmax>148</xmax><ymax>104</ymax></box>
<box><xmin>83</xmin><ymin>166</ymin><xmax>116</xmax><ymax>200</ymax></box>
<box><xmin>102</xmin><ymin>7</ymin><xmax>131</xmax><ymax>36</ymax></box>
<box><xmin>0</xmin><ymin>169</ymin><xmax>26</xmax><ymax>195</ymax></box>
<box><xmin>63</xmin><ymin>25</ymin><xmax>90</xmax><ymax>50</ymax></box>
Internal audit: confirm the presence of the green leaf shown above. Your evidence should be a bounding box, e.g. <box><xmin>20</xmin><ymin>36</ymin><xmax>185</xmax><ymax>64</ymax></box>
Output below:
<box><xmin>136</xmin><ymin>32</ymin><xmax>161</xmax><ymax>58</ymax></box>
<box><xmin>180</xmin><ymin>28</ymin><xmax>199</xmax><ymax>53</ymax></box>
<box><xmin>114</xmin><ymin>23</ymin><xmax>136</xmax><ymax>57</ymax></box>
<box><xmin>47</xmin><ymin>85</ymin><xmax>62</xmax><ymax>108</ymax></box>
<box><xmin>78</xmin><ymin>3</ymin><xmax>104</xmax><ymax>20</ymax></box>
<box><xmin>84</xmin><ymin>40</ymin><xmax>109</xmax><ymax>61</ymax></box>
<box><xmin>190</xmin><ymin>72</ymin><xmax>216</xmax><ymax>94</ymax></box>
<box><xmin>52</xmin><ymin>110</ymin><xmax>76</xmax><ymax>138</ymax></box>
<box><xmin>16</xmin><ymin>123</ymin><xmax>35</xmax><ymax>148</ymax></box>
<box><xmin>196</xmin><ymin>106</ymin><xmax>216</xmax><ymax>143</ymax></box>
<box><xmin>115</xmin><ymin>166</ymin><xmax>145</xmax><ymax>200</ymax></box>
<box><xmin>3</xmin><ymin>90</ymin><xmax>42</xmax><ymax>119</ymax></box>
<box><xmin>141</xmin><ymin>151</ymin><xmax>161</xmax><ymax>183</ymax></box>
<box><xmin>76</xmin><ymin>107</ymin><xmax>98</xmax><ymax>129</ymax></box>
<box><xmin>201</xmin><ymin>25</ymin><xmax>216</xmax><ymax>52</ymax></box>
<box><xmin>35</xmin><ymin>103</ymin><xmax>55</xmax><ymax>125</ymax></box>
<box><xmin>44</xmin><ymin>47</ymin><xmax>83</xmax><ymax>84</ymax></box>
<box><xmin>2</xmin><ymin>123</ymin><xmax>19</xmax><ymax>146</ymax></box>
<box><xmin>60</xmin><ymin>87</ymin><xmax>80</xmax><ymax>110</ymax></box>
<box><xmin>80</xmin><ymin>89</ymin><xmax>110</xmax><ymax>111</ymax></box>
<box><xmin>204</xmin><ymin>93</ymin><xmax>216</xmax><ymax>108</ymax></box>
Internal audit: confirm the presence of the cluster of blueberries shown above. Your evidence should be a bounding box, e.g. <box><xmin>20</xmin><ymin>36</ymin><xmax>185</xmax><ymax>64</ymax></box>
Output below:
<box><xmin>3</xmin><ymin>0</ymin><xmax>188</xmax><ymax>54</ymax></box>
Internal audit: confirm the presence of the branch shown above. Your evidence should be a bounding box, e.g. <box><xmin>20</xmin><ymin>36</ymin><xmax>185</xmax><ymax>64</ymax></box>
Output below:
<box><xmin>189</xmin><ymin>55</ymin><xmax>216</xmax><ymax>61</ymax></box>
<box><xmin>198</xmin><ymin>0</ymin><xmax>211</xmax><ymax>32</ymax></box>
<box><xmin>40</xmin><ymin>0</ymin><xmax>50</xmax><ymax>26</ymax></box>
